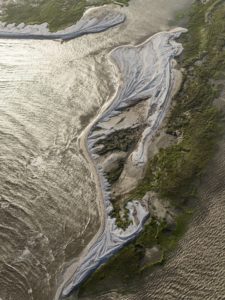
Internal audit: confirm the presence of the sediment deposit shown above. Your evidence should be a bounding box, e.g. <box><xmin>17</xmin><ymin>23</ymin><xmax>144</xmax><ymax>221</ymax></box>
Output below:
<box><xmin>60</xmin><ymin>27</ymin><xmax>186</xmax><ymax>298</ymax></box>
<box><xmin>0</xmin><ymin>0</ymin><xmax>195</xmax><ymax>299</ymax></box>
<box><xmin>0</xmin><ymin>6</ymin><xmax>125</xmax><ymax>40</ymax></box>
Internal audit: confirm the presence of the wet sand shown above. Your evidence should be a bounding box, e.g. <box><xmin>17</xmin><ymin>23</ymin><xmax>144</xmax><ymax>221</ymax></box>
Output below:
<box><xmin>0</xmin><ymin>1</ymin><xmax>192</xmax><ymax>299</ymax></box>
<box><xmin>0</xmin><ymin>7</ymin><xmax>125</xmax><ymax>40</ymax></box>
<box><xmin>58</xmin><ymin>27</ymin><xmax>186</xmax><ymax>298</ymax></box>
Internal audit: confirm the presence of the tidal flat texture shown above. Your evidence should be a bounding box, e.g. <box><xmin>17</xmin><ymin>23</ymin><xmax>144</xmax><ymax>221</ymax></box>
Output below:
<box><xmin>0</xmin><ymin>7</ymin><xmax>126</xmax><ymax>40</ymax></box>
<box><xmin>0</xmin><ymin>0</ymin><xmax>193</xmax><ymax>300</ymax></box>
<box><xmin>60</xmin><ymin>28</ymin><xmax>185</xmax><ymax>298</ymax></box>
<box><xmin>0</xmin><ymin>0</ymin><xmax>129</xmax><ymax>32</ymax></box>
<box><xmin>0</xmin><ymin>38</ymin><xmax>103</xmax><ymax>300</ymax></box>
<box><xmin>79</xmin><ymin>0</ymin><xmax>225</xmax><ymax>299</ymax></box>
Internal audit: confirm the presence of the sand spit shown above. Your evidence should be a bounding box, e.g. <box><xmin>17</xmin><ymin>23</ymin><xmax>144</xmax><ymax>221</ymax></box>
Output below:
<box><xmin>60</xmin><ymin>28</ymin><xmax>187</xmax><ymax>298</ymax></box>
<box><xmin>0</xmin><ymin>6</ymin><xmax>125</xmax><ymax>40</ymax></box>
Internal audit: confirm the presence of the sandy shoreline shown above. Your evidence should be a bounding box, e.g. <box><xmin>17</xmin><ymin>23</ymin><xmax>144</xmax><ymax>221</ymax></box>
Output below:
<box><xmin>0</xmin><ymin>4</ymin><xmax>187</xmax><ymax>298</ymax></box>
<box><xmin>0</xmin><ymin>0</ymin><xmax>202</xmax><ymax>299</ymax></box>
<box><xmin>54</xmin><ymin>110</ymin><xmax>107</xmax><ymax>300</ymax></box>
<box><xmin>55</xmin><ymin>27</ymin><xmax>187</xmax><ymax>299</ymax></box>
<box><xmin>0</xmin><ymin>6</ymin><xmax>125</xmax><ymax>40</ymax></box>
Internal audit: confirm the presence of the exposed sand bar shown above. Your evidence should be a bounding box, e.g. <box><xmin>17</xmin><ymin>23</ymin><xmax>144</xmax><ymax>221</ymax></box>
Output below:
<box><xmin>59</xmin><ymin>27</ymin><xmax>187</xmax><ymax>298</ymax></box>
<box><xmin>0</xmin><ymin>6</ymin><xmax>125</xmax><ymax>40</ymax></box>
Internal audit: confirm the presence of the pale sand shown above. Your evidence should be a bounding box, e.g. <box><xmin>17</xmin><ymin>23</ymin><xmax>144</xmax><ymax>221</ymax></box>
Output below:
<box><xmin>0</xmin><ymin>6</ymin><xmax>125</xmax><ymax>40</ymax></box>
<box><xmin>57</xmin><ymin>27</ymin><xmax>187</xmax><ymax>299</ymax></box>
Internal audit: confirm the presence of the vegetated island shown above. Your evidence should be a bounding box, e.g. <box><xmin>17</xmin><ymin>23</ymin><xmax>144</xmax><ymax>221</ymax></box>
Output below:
<box><xmin>60</xmin><ymin>27</ymin><xmax>186</xmax><ymax>299</ymax></box>
<box><xmin>0</xmin><ymin>0</ymin><xmax>129</xmax><ymax>33</ymax></box>
<box><xmin>0</xmin><ymin>6</ymin><xmax>126</xmax><ymax>40</ymax></box>
<box><xmin>1</xmin><ymin>0</ymin><xmax>224</xmax><ymax>298</ymax></box>
<box><xmin>77</xmin><ymin>0</ymin><xmax>225</xmax><ymax>297</ymax></box>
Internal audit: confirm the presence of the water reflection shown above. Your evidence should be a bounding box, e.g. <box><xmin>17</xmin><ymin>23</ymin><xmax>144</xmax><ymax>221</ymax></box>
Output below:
<box><xmin>0</xmin><ymin>0</ymin><xmax>191</xmax><ymax>299</ymax></box>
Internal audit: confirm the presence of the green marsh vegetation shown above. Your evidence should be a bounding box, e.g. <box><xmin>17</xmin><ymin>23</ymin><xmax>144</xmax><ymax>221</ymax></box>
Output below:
<box><xmin>79</xmin><ymin>0</ymin><xmax>225</xmax><ymax>296</ymax></box>
<box><xmin>0</xmin><ymin>0</ymin><xmax>129</xmax><ymax>32</ymax></box>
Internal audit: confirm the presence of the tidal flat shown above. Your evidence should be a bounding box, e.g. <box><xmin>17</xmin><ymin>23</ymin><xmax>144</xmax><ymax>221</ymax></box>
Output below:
<box><xmin>0</xmin><ymin>0</ymin><xmax>129</xmax><ymax>32</ymax></box>
<box><xmin>0</xmin><ymin>1</ymin><xmax>204</xmax><ymax>300</ymax></box>
<box><xmin>60</xmin><ymin>27</ymin><xmax>186</xmax><ymax>298</ymax></box>
<box><xmin>78</xmin><ymin>1</ymin><xmax>225</xmax><ymax>299</ymax></box>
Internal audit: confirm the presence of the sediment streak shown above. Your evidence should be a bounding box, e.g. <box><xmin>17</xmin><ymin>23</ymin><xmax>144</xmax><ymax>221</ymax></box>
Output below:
<box><xmin>0</xmin><ymin>7</ymin><xmax>125</xmax><ymax>40</ymax></box>
<box><xmin>0</xmin><ymin>10</ymin><xmax>186</xmax><ymax>297</ymax></box>
<box><xmin>60</xmin><ymin>27</ymin><xmax>187</xmax><ymax>298</ymax></box>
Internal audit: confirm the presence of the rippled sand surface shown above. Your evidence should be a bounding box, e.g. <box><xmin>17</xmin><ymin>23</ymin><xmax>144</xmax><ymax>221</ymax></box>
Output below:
<box><xmin>0</xmin><ymin>39</ymin><xmax>107</xmax><ymax>300</ymax></box>
<box><xmin>0</xmin><ymin>1</ymin><xmax>192</xmax><ymax>299</ymax></box>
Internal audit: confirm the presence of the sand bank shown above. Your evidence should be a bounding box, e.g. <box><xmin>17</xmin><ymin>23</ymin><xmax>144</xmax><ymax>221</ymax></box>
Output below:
<box><xmin>59</xmin><ymin>27</ymin><xmax>186</xmax><ymax>298</ymax></box>
<box><xmin>0</xmin><ymin>6</ymin><xmax>125</xmax><ymax>40</ymax></box>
